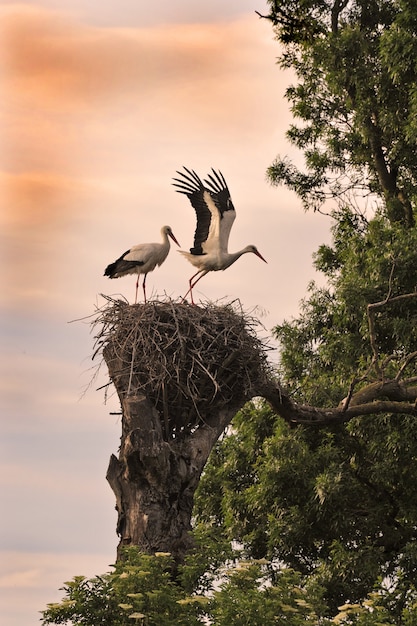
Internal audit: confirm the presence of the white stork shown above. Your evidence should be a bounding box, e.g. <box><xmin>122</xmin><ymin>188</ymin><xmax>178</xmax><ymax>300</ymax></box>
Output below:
<box><xmin>104</xmin><ymin>225</ymin><xmax>180</xmax><ymax>303</ymax></box>
<box><xmin>173</xmin><ymin>167</ymin><xmax>267</xmax><ymax>304</ymax></box>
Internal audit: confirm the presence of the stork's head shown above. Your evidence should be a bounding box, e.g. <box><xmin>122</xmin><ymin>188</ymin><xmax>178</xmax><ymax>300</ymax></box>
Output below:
<box><xmin>162</xmin><ymin>225</ymin><xmax>180</xmax><ymax>247</ymax></box>
<box><xmin>247</xmin><ymin>245</ymin><xmax>267</xmax><ymax>263</ymax></box>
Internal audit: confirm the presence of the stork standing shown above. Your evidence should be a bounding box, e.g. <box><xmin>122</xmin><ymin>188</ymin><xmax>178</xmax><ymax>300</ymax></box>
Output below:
<box><xmin>173</xmin><ymin>167</ymin><xmax>267</xmax><ymax>304</ymax></box>
<box><xmin>104</xmin><ymin>225</ymin><xmax>180</xmax><ymax>303</ymax></box>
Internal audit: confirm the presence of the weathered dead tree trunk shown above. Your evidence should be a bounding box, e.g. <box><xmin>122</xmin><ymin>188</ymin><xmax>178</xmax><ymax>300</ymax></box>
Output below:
<box><xmin>94</xmin><ymin>298</ymin><xmax>270</xmax><ymax>565</ymax></box>
<box><xmin>106</xmin><ymin>394</ymin><xmax>244</xmax><ymax>563</ymax></box>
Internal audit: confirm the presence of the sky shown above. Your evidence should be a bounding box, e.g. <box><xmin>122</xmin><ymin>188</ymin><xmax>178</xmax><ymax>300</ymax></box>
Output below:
<box><xmin>0</xmin><ymin>2</ymin><xmax>333</xmax><ymax>624</ymax></box>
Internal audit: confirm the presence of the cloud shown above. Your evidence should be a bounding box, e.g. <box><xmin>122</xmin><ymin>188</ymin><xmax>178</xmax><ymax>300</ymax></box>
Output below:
<box><xmin>0</xmin><ymin>551</ymin><xmax>116</xmax><ymax>626</ymax></box>
<box><xmin>2</xmin><ymin>4</ymin><xmax>288</xmax><ymax>198</ymax></box>
<box><xmin>2</xmin><ymin>3</ymin><xmax>288</xmax><ymax>174</ymax></box>
<box><xmin>0</xmin><ymin>171</ymin><xmax>94</xmax><ymax>311</ymax></box>
<box><xmin>0</xmin><ymin>567</ymin><xmax>41</xmax><ymax>589</ymax></box>
<box><xmin>1</xmin><ymin>171</ymin><xmax>80</xmax><ymax>228</ymax></box>
<box><xmin>3</xmin><ymin>5</ymin><xmax>128</xmax><ymax>109</ymax></box>
<box><xmin>2</xmin><ymin>5</ymin><xmax>279</xmax><ymax>112</ymax></box>
<box><xmin>2</xmin><ymin>4</ymin><xmax>285</xmax><ymax>185</ymax></box>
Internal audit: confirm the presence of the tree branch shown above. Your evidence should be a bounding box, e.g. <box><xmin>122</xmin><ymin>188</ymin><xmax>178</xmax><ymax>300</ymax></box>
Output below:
<box><xmin>367</xmin><ymin>290</ymin><xmax>417</xmax><ymax>376</ymax></box>
<box><xmin>331</xmin><ymin>0</ymin><xmax>349</xmax><ymax>33</ymax></box>
<box><xmin>259</xmin><ymin>288</ymin><xmax>417</xmax><ymax>425</ymax></box>
<box><xmin>259</xmin><ymin>377</ymin><xmax>417</xmax><ymax>426</ymax></box>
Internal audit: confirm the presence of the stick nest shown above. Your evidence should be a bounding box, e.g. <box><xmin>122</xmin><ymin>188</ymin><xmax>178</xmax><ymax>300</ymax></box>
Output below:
<box><xmin>93</xmin><ymin>296</ymin><xmax>272</xmax><ymax>436</ymax></box>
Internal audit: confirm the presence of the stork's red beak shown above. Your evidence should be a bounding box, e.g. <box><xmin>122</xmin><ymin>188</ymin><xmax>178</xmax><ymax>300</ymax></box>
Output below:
<box><xmin>255</xmin><ymin>249</ymin><xmax>267</xmax><ymax>263</ymax></box>
<box><xmin>169</xmin><ymin>231</ymin><xmax>180</xmax><ymax>247</ymax></box>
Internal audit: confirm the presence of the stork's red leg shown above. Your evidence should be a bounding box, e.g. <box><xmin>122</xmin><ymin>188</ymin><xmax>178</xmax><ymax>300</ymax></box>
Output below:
<box><xmin>134</xmin><ymin>275</ymin><xmax>139</xmax><ymax>304</ymax></box>
<box><xmin>182</xmin><ymin>270</ymin><xmax>207</xmax><ymax>305</ymax></box>
<box><xmin>142</xmin><ymin>274</ymin><xmax>148</xmax><ymax>304</ymax></box>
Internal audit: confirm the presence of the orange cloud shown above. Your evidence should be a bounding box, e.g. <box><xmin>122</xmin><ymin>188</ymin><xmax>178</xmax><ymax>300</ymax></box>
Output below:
<box><xmin>2</xmin><ymin>5</ymin><xmax>283</xmax><ymax>216</ymax></box>
<box><xmin>1</xmin><ymin>171</ymin><xmax>79</xmax><ymax>228</ymax></box>
<box><xmin>3</xmin><ymin>6</ymin><xmax>274</xmax><ymax>177</ymax></box>
<box><xmin>3</xmin><ymin>5</ymin><xmax>281</xmax><ymax>122</ymax></box>
<box><xmin>2</xmin><ymin>5</ymin><xmax>242</xmax><ymax>110</ymax></box>
<box><xmin>3</xmin><ymin>6</ymin><xmax>124</xmax><ymax>108</ymax></box>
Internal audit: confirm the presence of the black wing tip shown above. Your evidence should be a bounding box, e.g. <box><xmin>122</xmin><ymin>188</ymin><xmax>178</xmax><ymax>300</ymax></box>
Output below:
<box><xmin>172</xmin><ymin>166</ymin><xmax>205</xmax><ymax>194</ymax></box>
<box><xmin>172</xmin><ymin>166</ymin><xmax>229</xmax><ymax>197</ymax></box>
<box><xmin>204</xmin><ymin>168</ymin><xmax>228</xmax><ymax>194</ymax></box>
<box><xmin>104</xmin><ymin>262</ymin><xmax>116</xmax><ymax>277</ymax></box>
<box><xmin>210</xmin><ymin>167</ymin><xmax>226</xmax><ymax>181</ymax></box>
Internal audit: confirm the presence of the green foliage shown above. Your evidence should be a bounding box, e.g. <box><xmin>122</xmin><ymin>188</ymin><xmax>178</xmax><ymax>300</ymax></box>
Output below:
<box><xmin>265</xmin><ymin>0</ymin><xmax>417</xmax><ymax>225</ymax></box>
<box><xmin>195</xmin><ymin>403</ymin><xmax>417</xmax><ymax>615</ymax></box>
<box><xmin>276</xmin><ymin>213</ymin><xmax>417</xmax><ymax>405</ymax></box>
<box><xmin>41</xmin><ymin>542</ymin><xmax>417</xmax><ymax>625</ymax></box>
<box><xmin>330</xmin><ymin>577</ymin><xmax>417</xmax><ymax>626</ymax></box>
<box><xmin>195</xmin><ymin>403</ymin><xmax>283</xmax><ymax>559</ymax></box>
<box><xmin>41</xmin><ymin>548</ymin><xmax>203</xmax><ymax>626</ymax></box>
<box><xmin>210</xmin><ymin>563</ymin><xmax>330</xmax><ymax>625</ymax></box>
<box><xmin>194</xmin><ymin>18</ymin><xmax>417</xmax><ymax>600</ymax></box>
<box><xmin>253</xmin><ymin>3</ymin><xmax>417</xmax><ymax>606</ymax></box>
<box><xmin>41</xmin><ymin>544</ymin><xmax>333</xmax><ymax>625</ymax></box>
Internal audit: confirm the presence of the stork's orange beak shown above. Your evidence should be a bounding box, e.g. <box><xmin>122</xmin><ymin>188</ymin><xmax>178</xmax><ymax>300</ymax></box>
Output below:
<box><xmin>169</xmin><ymin>231</ymin><xmax>181</xmax><ymax>247</ymax></box>
<box><xmin>255</xmin><ymin>249</ymin><xmax>267</xmax><ymax>263</ymax></box>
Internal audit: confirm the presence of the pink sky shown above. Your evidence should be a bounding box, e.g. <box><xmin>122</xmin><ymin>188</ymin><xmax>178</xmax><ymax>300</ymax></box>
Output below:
<box><xmin>1</xmin><ymin>3</ymin><xmax>332</xmax><ymax>624</ymax></box>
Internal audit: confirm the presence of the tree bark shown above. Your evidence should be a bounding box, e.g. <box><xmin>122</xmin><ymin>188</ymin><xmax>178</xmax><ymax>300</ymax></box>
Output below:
<box><xmin>106</xmin><ymin>394</ymin><xmax>244</xmax><ymax>565</ymax></box>
<box><xmin>259</xmin><ymin>377</ymin><xmax>417</xmax><ymax>425</ymax></box>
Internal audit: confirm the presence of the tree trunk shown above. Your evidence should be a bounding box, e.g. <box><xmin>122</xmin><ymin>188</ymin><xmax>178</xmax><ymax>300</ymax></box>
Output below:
<box><xmin>106</xmin><ymin>395</ymin><xmax>193</xmax><ymax>562</ymax></box>
<box><xmin>106</xmin><ymin>394</ymin><xmax>244</xmax><ymax>565</ymax></box>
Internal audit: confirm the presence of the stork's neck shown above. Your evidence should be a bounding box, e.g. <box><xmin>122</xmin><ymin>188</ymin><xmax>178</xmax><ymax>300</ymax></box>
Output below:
<box><xmin>160</xmin><ymin>229</ymin><xmax>171</xmax><ymax>248</ymax></box>
<box><xmin>223</xmin><ymin>246</ymin><xmax>253</xmax><ymax>268</ymax></box>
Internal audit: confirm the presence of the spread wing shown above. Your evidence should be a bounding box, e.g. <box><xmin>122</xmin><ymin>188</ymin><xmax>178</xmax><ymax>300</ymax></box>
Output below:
<box><xmin>173</xmin><ymin>167</ymin><xmax>236</xmax><ymax>255</ymax></box>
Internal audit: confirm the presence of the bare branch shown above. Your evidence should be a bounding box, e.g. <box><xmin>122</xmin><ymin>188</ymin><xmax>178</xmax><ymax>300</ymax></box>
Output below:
<box><xmin>396</xmin><ymin>352</ymin><xmax>417</xmax><ymax>381</ymax></box>
<box><xmin>367</xmin><ymin>287</ymin><xmax>417</xmax><ymax>376</ymax></box>
<box><xmin>260</xmin><ymin>377</ymin><xmax>417</xmax><ymax>426</ymax></box>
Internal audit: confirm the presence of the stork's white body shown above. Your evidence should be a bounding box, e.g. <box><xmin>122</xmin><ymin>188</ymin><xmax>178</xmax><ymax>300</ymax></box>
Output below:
<box><xmin>173</xmin><ymin>168</ymin><xmax>266</xmax><ymax>304</ymax></box>
<box><xmin>104</xmin><ymin>225</ymin><xmax>180</xmax><ymax>303</ymax></box>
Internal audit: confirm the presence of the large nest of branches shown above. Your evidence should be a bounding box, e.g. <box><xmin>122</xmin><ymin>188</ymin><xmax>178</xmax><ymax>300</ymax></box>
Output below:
<box><xmin>93</xmin><ymin>296</ymin><xmax>272</xmax><ymax>436</ymax></box>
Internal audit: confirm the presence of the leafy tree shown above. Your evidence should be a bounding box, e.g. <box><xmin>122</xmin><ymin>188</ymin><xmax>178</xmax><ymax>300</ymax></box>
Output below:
<box><xmin>209</xmin><ymin>562</ymin><xmax>329</xmax><ymax>625</ymax></box>
<box><xmin>196</xmin><ymin>0</ymin><xmax>417</xmax><ymax>617</ymax></box>
<box><xmin>263</xmin><ymin>0</ymin><xmax>417</xmax><ymax>226</ymax></box>
<box><xmin>42</xmin><ymin>542</ymin><xmax>417</xmax><ymax>625</ymax></box>
<box><xmin>195</xmin><ymin>403</ymin><xmax>417</xmax><ymax>615</ymax></box>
